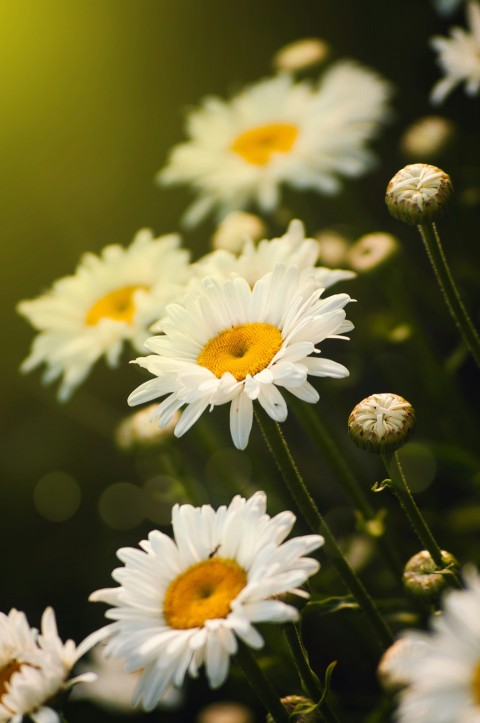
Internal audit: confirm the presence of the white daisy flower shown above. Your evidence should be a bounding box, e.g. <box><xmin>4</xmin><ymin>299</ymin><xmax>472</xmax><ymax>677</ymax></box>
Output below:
<box><xmin>89</xmin><ymin>491</ymin><xmax>324</xmax><ymax>710</ymax></box>
<box><xmin>379</xmin><ymin>566</ymin><xmax>480</xmax><ymax>722</ymax></box>
<box><xmin>431</xmin><ymin>0</ymin><xmax>480</xmax><ymax>104</ymax></box>
<box><xmin>193</xmin><ymin>219</ymin><xmax>355</xmax><ymax>292</ymax></box>
<box><xmin>129</xmin><ymin>263</ymin><xmax>354</xmax><ymax>450</ymax></box>
<box><xmin>0</xmin><ymin>607</ymin><xmax>97</xmax><ymax>723</ymax></box>
<box><xmin>158</xmin><ymin>63</ymin><xmax>392</xmax><ymax>226</ymax></box>
<box><xmin>17</xmin><ymin>229</ymin><xmax>190</xmax><ymax>401</ymax></box>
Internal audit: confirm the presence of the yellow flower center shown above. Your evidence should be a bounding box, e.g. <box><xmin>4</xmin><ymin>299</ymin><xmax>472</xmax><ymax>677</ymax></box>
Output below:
<box><xmin>472</xmin><ymin>661</ymin><xmax>480</xmax><ymax>705</ymax></box>
<box><xmin>197</xmin><ymin>322</ymin><xmax>283</xmax><ymax>381</ymax></box>
<box><xmin>230</xmin><ymin>123</ymin><xmax>298</xmax><ymax>166</ymax></box>
<box><xmin>164</xmin><ymin>557</ymin><xmax>247</xmax><ymax>629</ymax></box>
<box><xmin>0</xmin><ymin>660</ymin><xmax>23</xmax><ymax>698</ymax></box>
<box><xmin>85</xmin><ymin>285</ymin><xmax>148</xmax><ymax>326</ymax></box>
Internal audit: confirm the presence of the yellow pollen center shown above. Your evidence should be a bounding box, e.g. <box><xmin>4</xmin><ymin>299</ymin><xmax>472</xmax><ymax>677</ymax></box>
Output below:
<box><xmin>164</xmin><ymin>557</ymin><xmax>247</xmax><ymax>629</ymax></box>
<box><xmin>0</xmin><ymin>660</ymin><xmax>23</xmax><ymax>698</ymax></box>
<box><xmin>85</xmin><ymin>285</ymin><xmax>148</xmax><ymax>326</ymax></box>
<box><xmin>230</xmin><ymin>123</ymin><xmax>299</xmax><ymax>166</ymax></box>
<box><xmin>197</xmin><ymin>322</ymin><xmax>283</xmax><ymax>381</ymax></box>
<box><xmin>472</xmin><ymin>661</ymin><xmax>480</xmax><ymax>705</ymax></box>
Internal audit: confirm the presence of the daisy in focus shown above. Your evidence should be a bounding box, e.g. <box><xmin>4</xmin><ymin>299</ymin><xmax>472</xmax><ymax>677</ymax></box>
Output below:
<box><xmin>379</xmin><ymin>566</ymin><xmax>480</xmax><ymax>722</ymax></box>
<box><xmin>157</xmin><ymin>62</ymin><xmax>392</xmax><ymax>226</ymax></box>
<box><xmin>129</xmin><ymin>263</ymin><xmax>354</xmax><ymax>450</ymax></box>
<box><xmin>194</xmin><ymin>219</ymin><xmax>355</xmax><ymax>291</ymax></box>
<box><xmin>17</xmin><ymin>229</ymin><xmax>190</xmax><ymax>401</ymax></box>
<box><xmin>89</xmin><ymin>491</ymin><xmax>324</xmax><ymax>710</ymax></box>
<box><xmin>430</xmin><ymin>0</ymin><xmax>480</xmax><ymax>104</ymax></box>
<box><xmin>0</xmin><ymin>607</ymin><xmax>96</xmax><ymax>723</ymax></box>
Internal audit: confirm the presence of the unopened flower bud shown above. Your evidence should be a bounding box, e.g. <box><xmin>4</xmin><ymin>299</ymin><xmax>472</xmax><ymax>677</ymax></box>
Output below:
<box><xmin>266</xmin><ymin>696</ymin><xmax>320</xmax><ymax>723</ymax></box>
<box><xmin>385</xmin><ymin>163</ymin><xmax>453</xmax><ymax>225</ymax></box>
<box><xmin>403</xmin><ymin>549</ymin><xmax>459</xmax><ymax>604</ymax></box>
<box><xmin>348</xmin><ymin>393</ymin><xmax>415</xmax><ymax>454</ymax></box>
<box><xmin>273</xmin><ymin>38</ymin><xmax>329</xmax><ymax>73</ymax></box>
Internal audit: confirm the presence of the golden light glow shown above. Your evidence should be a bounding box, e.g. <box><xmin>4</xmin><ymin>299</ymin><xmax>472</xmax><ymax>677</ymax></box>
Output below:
<box><xmin>197</xmin><ymin>322</ymin><xmax>283</xmax><ymax>380</ymax></box>
<box><xmin>164</xmin><ymin>557</ymin><xmax>247</xmax><ymax>629</ymax></box>
<box><xmin>85</xmin><ymin>285</ymin><xmax>148</xmax><ymax>326</ymax></box>
<box><xmin>0</xmin><ymin>660</ymin><xmax>23</xmax><ymax>698</ymax></box>
<box><xmin>230</xmin><ymin>123</ymin><xmax>298</xmax><ymax>166</ymax></box>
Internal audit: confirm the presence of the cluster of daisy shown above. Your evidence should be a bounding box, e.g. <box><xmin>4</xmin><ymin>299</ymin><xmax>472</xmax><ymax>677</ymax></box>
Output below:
<box><xmin>11</xmin><ymin>17</ymin><xmax>480</xmax><ymax>723</ymax></box>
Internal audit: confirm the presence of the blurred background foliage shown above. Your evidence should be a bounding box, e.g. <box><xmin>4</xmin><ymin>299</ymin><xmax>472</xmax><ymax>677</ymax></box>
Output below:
<box><xmin>1</xmin><ymin>1</ymin><xmax>479</xmax><ymax>721</ymax></box>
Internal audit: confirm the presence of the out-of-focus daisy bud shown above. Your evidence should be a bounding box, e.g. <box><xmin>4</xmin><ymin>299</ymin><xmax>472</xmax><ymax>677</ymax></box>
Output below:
<box><xmin>347</xmin><ymin>232</ymin><xmax>399</xmax><ymax>272</ymax></box>
<box><xmin>403</xmin><ymin>549</ymin><xmax>459</xmax><ymax>604</ymax></box>
<box><xmin>348</xmin><ymin>393</ymin><xmax>416</xmax><ymax>454</ymax></box>
<box><xmin>315</xmin><ymin>229</ymin><xmax>350</xmax><ymax>267</ymax></box>
<box><xmin>266</xmin><ymin>695</ymin><xmax>321</xmax><ymax>723</ymax></box>
<box><xmin>385</xmin><ymin>163</ymin><xmax>453</xmax><ymax>225</ymax></box>
<box><xmin>400</xmin><ymin>116</ymin><xmax>455</xmax><ymax>160</ymax></box>
<box><xmin>212</xmin><ymin>211</ymin><xmax>267</xmax><ymax>253</ymax></box>
<box><xmin>115</xmin><ymin>405</ymin><xmax>180</xmax><ymax>450</ymax></box>
<box><xmin>273</xmin><ymin>38</ymin><xmax>330</xmax><ymax>73</ymax></box>
<box><xmin>197</xmin><ymin>701</ymin><xmax>255</xmax><ymax>723</ymax></box>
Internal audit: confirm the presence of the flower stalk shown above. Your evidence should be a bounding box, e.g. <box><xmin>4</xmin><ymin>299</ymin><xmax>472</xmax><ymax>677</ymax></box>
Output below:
<box><xmin>254</xmin><ymin>406</ymin><xmax>393</xmax><ymax>649</ymax></box>
<box><xmin>235</xmin><ymin>642</ymin><xmax>290</xmax><ymax>723</ymax></box>
<box><xmin>417</xmin><ymin>221</ymin><xmax>480</xmax><ymax>368</ymax></box>
<box><xmin>283</xmin><ymin>623</ymin><xmax>341</xmax><ymax>723</ymax></box>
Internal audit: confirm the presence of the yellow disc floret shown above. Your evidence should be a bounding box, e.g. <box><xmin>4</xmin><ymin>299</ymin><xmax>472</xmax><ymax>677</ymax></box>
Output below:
<box><xmin>197</xmin><ymin>322</ymin><xmax>283</xmax><ymax>381</ymax></box>
<box><xmin>164</xmin><ymin>558</ymin><xmax>248</xmax><ymax>629</ymax></box>
<box><xmin>85</xmin><ymin>285</ymin><xmax>148</xmax><ymax>326</ymax></box>
<box><xmin>231</xmin><ymin>123</ymin><xmax>298</xmax><ymax>166</ymax></box>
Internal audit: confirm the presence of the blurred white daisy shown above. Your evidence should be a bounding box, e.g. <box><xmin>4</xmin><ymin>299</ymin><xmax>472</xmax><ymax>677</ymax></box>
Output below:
<box><xmin>194</xmin><ymin>219</ymin><xmax>355</xmax><ymax>291</ymax></box>
<box><xmin>431</xmin><ymin>0</ymin><xmax>480</xmax><ymax>104</ymax></box>
<box><xmin>379</xmin><ymin>566</ymin><xmax>480</xmax><ymax>722</ymax></box>
<box><xmin>0</xmin><ymin>607</ymin><xmax>96</xmax><ymax>723</ymax></box>
<box><xmin>158</xmin><ymin>63</ymin><xmax>392</xmax><ymax>226</ymax></box>
<box><xmin>129</xmin><ymin>263</ymin><xmax>354</xmax><ymax>450</ymax></box>
<box><xmin>17</xmin><ymin>229</ymin><xmax>190</xmax><ymax>401</ymax></box>
<box><xmin>90</xmin><ymin>491</ymin><xmax>324</xmax><ymax>710</ymax></box>
<box><xmin>73</xmin><ymin>645</ymin><xmax>182</xmax><ymax>714</ymax></box>
<box><xmin>115</xmin><ymin>405</ymin><xmax>181</xmax><ymax>451</ymax></box>
<box><xmin>347</xmin><ymin>232</ymin><xmax>398</xmax><ymax>273</ymax></box>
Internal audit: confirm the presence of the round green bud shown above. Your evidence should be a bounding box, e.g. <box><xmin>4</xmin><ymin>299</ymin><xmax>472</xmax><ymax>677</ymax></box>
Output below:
<box><xmin>348</xmin><ymin>393</ymin><xmax>415</xmax><ymax>454</ymax></box>
<box><xmin>385</xmin><ymin>163</ymin><xmax>453</xmax><ymax>225</ymax></box>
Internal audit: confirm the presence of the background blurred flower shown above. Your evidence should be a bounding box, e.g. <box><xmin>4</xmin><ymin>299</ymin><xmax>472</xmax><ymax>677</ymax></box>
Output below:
<box><xmin>17</xmin><ymin>229</ymin><xmax>190</xmax><ymax>401</ymax></box>
<box><xmin>211</xmin><ymin>211</ymin><xmax>266</xmax><ymax>253</ymax></box>
<box><xmin>430</xmin><ymin>0</ymin><xmax>480</xmax><ymax>103</ymax></box>
<box><xmin>272</xmin><ymin>38</ymin><xmax>330</xmax><ymax>73</ymax></box>
<box><xmin>158</xmin><ymin>62</ymin><xmax>392</xmax><ymax>226</ymax></box>
<box><xmin>400</xmin><ymin>115</ymin><xmax>456</xmax><ymax>159</ymax></box>
<box><xmin>90</xmin><ymin>492</ymin><xmax>324</xmax><ymax>710</ymax></box>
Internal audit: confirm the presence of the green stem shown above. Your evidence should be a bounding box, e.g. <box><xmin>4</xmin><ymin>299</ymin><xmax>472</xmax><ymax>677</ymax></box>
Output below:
<box><xmin>291</xmin><ymin>401</ymin><xmax>402</xmax><ymax>576</ymax></box>
<box><xmin>255</xmin><ymin>407</ymin><xmax>393</xmax><ymax>649</ymax></box>
<box><xmin>283</xmin><ymin>623</ymin><xmax>341</xmax><ymax>723</ymax></box>
<box><xmin>235</xmin><ymin>642</ymin><xmax>289</xmax><ymax>723</ymax></box>
<box><xmin>381</xmin><ymin>451</ymin><xmax>444</xmax><ymax>568</ymax></box>
<box><xmin>417</xmin><ymin>222</ymin><xmax>480</xmax><ymax>368</ymax></box>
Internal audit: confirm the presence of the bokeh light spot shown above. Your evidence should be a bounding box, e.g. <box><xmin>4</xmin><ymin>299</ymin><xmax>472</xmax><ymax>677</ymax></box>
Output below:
<box><xmin>33</xmin><ymin>470</ymin><xmax>81</xmax><ymax>522</ymax></box>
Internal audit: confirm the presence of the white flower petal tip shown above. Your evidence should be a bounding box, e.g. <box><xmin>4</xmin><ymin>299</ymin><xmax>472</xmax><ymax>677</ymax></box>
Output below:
<box><xmin>89</xmin><ymin>492</ymin><xmax>324</xmax><ymax>710</ymax></box>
